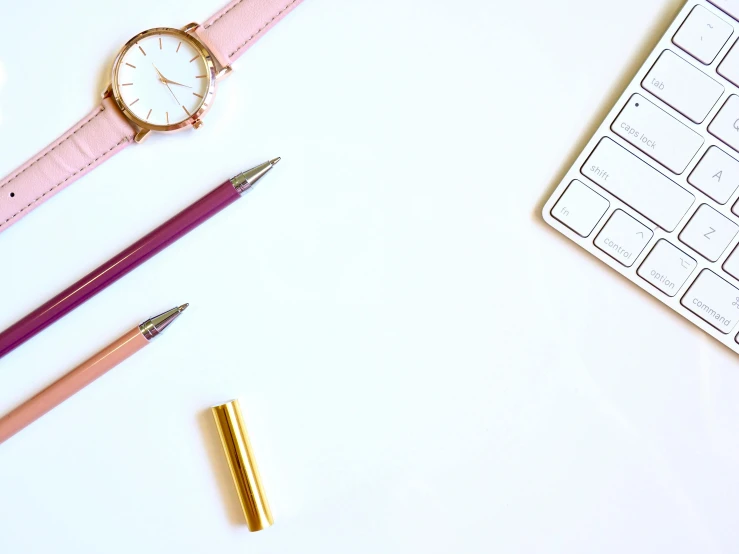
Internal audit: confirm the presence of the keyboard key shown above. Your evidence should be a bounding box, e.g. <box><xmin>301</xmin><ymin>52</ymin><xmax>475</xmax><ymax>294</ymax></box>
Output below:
<box><xmin>642</xmin><ymin>50</ymin><xmax>724</xmax><ymax>123</ymax></box>
<box><xmin>709</xmin><ymin>0</ymin><xmax>739</xmax><ymax>23</ymax></box>
<box><xmin>582</xmin><ymin>138</ymin><xmax>695</xmax><ymax>232</ymax></box>
<box><xmin>688</xmin><ymin>146</ymin><xmax>739</xmax><ymax>204</ymax></box>
<box><xmin>551</xmin><ymin>180</ymin><xmax>609</xmax><ymax>237</ymax></box>
<box><xmin>679</xmin><ymin>204</ymin><xmax>739</xmax><ymax>261</ymax></box>
<box><xmin>638</xmin><ymin>239</ymin><xmax>696</xmax><ymax>297</ymax></box>
<box><xmin>708</xmin><ymin>96</ymin><xmax>739</xmax><ymax>155</ymax></box>
<box><xmin>719</xmin><ymin>39</ymin><xmax>739</xmax><ymax>86</ymax></box>
<box><xmin>611</xmin><ymin>94</ymin><xmax>704</xmax><ymax>174</ymax></box>
<box><xmin>673</xmin><ymin>6</ymin><xmax>733</xmax><ymax>64</ymax></box>
<box><xmin>545</xmin><ymin>2</ymin><xmax>739</xmax><ymax>354</ymax></box>
<box><xmin>722</xmin><ymin>242</ymin><xmax>739</xmax><ymax>279</ymax></box>
<box><xmin>682</xmin><ymin>269</ymin><xmax>739</xmax><ymax>334</ymax></box>
<box><xmin>594</xmin><ymin>210</ymin><xmax>653</xmax><ymax>267</ymax></box>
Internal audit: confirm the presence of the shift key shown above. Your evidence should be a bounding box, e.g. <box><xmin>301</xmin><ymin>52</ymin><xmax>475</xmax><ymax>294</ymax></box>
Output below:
<box><xmin>582</xmin><ymin>138</ymin><xmax>695</xmax><ymax>231</ymax></box>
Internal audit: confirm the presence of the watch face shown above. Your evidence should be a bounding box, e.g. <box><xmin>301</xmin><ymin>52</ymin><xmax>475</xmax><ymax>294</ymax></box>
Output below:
<box><xmin>112</xmin><ymin>28</ymin><xmax>216</xmax><ymax>131</ymax></box>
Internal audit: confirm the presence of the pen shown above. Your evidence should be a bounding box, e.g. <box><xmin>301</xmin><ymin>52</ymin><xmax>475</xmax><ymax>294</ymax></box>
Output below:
<box><xmin>0</xmin><ymin>158</ymin><xmax>279</xmax><ymax>360</ymax></box>
<box><xmin>0</xmin><ymin>305</ymin><xmax>187</xmax><ymax>445</ymax></box>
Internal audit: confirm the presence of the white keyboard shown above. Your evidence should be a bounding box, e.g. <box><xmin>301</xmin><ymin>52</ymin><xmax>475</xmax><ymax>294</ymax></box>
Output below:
<box><xmin>542</xmin><ymin>0</ymin><xmax>739</xmax><ymax>353</ymax></box>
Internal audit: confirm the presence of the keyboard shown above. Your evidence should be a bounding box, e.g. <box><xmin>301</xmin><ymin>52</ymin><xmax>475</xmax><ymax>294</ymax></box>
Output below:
<box><xmin>542</xmin><ymin>1</ymin><xmax>739</xmax><ymax>353</ymax></box>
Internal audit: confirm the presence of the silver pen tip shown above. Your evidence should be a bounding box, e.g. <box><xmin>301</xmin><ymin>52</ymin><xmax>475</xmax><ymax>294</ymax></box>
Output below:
<box><xmin>139</xmin><ymin>305</ymin><xmax>187</xmax><ymax>340</ymax></box>
<box><xmin>231</xmin><ymin>158</ymin><xmax>281</xmax><ymax>194</ymax></box>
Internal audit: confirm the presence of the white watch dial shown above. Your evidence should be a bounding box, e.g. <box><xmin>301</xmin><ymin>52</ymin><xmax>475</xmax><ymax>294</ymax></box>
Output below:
<box><xmin>115</xmin><ymin>31</ymin><xmax>211</xmax><ymax>127</ymax></box>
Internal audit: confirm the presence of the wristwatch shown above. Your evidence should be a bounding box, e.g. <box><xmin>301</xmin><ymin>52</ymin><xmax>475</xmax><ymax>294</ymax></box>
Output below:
<box><xmin>0</xmin><ymin>0</ymin><xmax>302</xmax><ymax>234</ymax></box>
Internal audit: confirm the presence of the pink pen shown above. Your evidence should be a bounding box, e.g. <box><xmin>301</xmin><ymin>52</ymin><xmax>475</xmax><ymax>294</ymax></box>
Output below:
<box><xmin>0</xmin><ymin>158</ymin><xmax>279</xmax><ymax>360</ymax></box>
<box><xmin>0</xmin><ymin>305</ymin><xmax>187</xmax><ymax>444</ymax></box>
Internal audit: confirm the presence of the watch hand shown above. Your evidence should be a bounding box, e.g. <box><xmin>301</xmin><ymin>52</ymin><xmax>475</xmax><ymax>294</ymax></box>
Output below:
<box><xmin>153</xmin><ymin>64</ymin><xmax>181</xmax><ymax>106</ymax></box>
<box><xmin>152</xmin><ymin>64</ymin><xmax>192</xmax><ymax>89</ymax></box>
<box><xmin>163</xmin><ymin>78</ymin><xmax>192</xmax><ymax>89</ymax></box>
<box><xmin>152</xmin><ymin>64</ymin><xmax>166</xmax><ymax>81</ymax></box>
<box><xmin>163</xmin><ymin>80</ymin><xmax>181</xmax><ymax>105</ymax></box>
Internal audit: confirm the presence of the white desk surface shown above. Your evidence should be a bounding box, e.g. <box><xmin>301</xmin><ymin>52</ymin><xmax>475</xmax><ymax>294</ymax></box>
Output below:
<box><xmin>2</xmin><ymin>0</ymin><xmax>738</xmax><ymax>552</ymax></box>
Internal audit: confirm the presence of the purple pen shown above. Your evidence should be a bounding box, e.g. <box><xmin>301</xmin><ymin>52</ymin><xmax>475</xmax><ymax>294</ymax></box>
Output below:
<box><xmin>0</xmin><ymin>158</ymin><xmax>280</xmax><ymax>359</ymax></box>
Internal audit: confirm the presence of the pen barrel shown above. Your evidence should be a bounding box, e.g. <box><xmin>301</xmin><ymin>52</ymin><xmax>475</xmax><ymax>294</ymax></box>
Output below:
<box><xmin>0</xmin><ymin>328</ymin><xmax>147</xmax><ymax>444</ymax></box>
<box><xmin>0</xmin><ymin>181</ymin><xmax>239</xmax><ymax>359</ymax></box>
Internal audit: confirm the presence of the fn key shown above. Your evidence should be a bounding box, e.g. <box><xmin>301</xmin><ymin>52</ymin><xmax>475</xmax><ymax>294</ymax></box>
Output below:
<box><xmin>551</xmin><ymin>180</ymin><xmax>610</xmax><ymax>237</ymax></box>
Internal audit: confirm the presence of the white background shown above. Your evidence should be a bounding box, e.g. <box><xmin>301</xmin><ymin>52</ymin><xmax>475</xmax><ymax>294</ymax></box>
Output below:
<box><xmin>1</xmin><ymin>0</ymin><xmax>738</xmax><ymax>552</ymax></box>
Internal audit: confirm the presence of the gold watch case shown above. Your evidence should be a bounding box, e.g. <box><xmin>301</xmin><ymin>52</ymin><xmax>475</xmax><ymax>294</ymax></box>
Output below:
<box><xmin>107</xmin><ymin>26</ymin><xmax>218</xmax><ymax>142</ymax></box>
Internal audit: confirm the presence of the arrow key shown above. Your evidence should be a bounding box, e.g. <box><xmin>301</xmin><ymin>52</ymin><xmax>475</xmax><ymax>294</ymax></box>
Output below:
<box><xmin>595</xmin><ymin>210</ymin><xmax>654</xmax><ymax>267</ymax></box>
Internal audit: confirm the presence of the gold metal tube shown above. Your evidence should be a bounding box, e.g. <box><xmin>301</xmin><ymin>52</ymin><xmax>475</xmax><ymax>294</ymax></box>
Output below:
<box><xmin>211</xmin><ymin>399</ymin><xmax>273</xmax><ymax>531</ymax></box>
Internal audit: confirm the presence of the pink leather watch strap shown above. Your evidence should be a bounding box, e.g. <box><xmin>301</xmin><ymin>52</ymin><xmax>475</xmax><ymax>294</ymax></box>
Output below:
<box><xmin>0</xmin><ymin>97</ymin><xmax>135</xmax><ymax>234</ymax></box>
<box><xmin>0</xmin><ymin>0</ymin><xmax>300</xmax><ymax>236</ymax></box>
<box><xmin>194</xmin><ymin>0</ymin><xmax>303</xmax><ymax>69</ymax></box>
